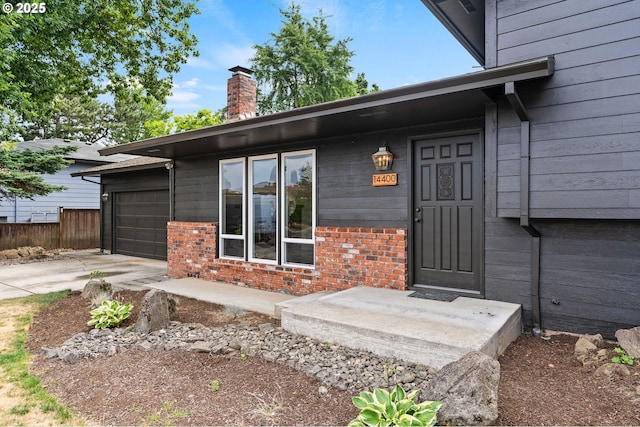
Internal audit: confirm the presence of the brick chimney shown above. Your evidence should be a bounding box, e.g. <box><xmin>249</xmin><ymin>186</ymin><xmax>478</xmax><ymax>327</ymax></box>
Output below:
<box><xmin>226</xmin><ymin>66</ymin><xmax>257</xmax><ymax>122</ymax></box>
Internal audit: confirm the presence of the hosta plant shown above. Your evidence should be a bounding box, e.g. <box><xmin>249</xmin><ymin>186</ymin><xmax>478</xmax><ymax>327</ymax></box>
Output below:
<box><xmin>349</xmin><ymin>385</ymin><xmax>442</xmax><ymax>427</ymax></box>
<box><xmin>87</xmin><ymin>300</ymin><xmax>133</xmax><ymax>329</ymax></box>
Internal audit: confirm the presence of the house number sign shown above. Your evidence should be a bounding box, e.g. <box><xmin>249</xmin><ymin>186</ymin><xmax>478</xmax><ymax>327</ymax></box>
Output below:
<box><xmin>372</xmin><ymin>172</ymin><xmax>398</xmax><ymax>186</ymax></box>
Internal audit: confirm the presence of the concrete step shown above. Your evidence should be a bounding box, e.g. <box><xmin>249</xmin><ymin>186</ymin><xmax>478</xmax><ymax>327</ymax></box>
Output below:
<box><xmin>280</xmin><ymin>286</ymin><xmax>522</xmax><ymax>369</ymax></box>
<box><xmin>148</xmin><ymin>278</ymin><xmax>298</xmax><ymax>318</ymax></box>
<box><xmin>275</xmin><ymin>290</ymin><xmax>332</xmax><ymax>317</ymax></box>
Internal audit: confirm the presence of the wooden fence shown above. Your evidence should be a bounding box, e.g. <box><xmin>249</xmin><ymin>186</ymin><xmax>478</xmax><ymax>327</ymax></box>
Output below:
<box><xmin>0</xmin><ymin>208</ymin><xmax>100</xmax><ymax>250</ymax></box>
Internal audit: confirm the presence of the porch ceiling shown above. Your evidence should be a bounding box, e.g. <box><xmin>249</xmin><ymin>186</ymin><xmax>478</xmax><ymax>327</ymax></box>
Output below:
<box><xmin>100</xmin><ymin>57</ymin><xmax>554</xmax><ymax>160</ymax></box>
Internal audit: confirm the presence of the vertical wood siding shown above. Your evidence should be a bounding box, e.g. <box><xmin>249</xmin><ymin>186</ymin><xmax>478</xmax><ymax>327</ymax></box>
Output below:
<box><xmin>0</xmin><ymin>209</ymin><xmax>99</xmax><ymax>250</ymax></box>
<box><xmin>492</xmin><ymin>0</ymin><xmax>640</xmax><ymax>218</ymax></box>
<box><xmin>0</xmin><ymin>223</ymin><xmax>59</xmax><ymax>250</ymax></box>
<box><xmin>59</xmin><ymin>208</ymin><xmax>99</xmax><ymax>249</ymax></box>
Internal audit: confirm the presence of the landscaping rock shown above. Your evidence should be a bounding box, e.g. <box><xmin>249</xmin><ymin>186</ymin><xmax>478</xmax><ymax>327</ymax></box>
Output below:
<box><xmin>168</xmin><ymin>294</ymin><xmax>179</xmax><ymax>320</ymax></box>
<box><xmin>42</xmin><ymin>321</ymin><xmax>437</xmax><ymax>396</ymax></box>
<box><xmin>574</xmin><ymin>337</ymin><xmax>598</xmax><ymax>356</ymax></box>
<box><xmin>582</xmin><ymin>333</ymin><xmax>604</xmax><ymax>348</ymax></box>
<box><xmin>17</xmin><ymin>246</ymin><xmax>31</xmax><ymax>257</ymax></box>
<box><xmin>190</xmin><ymin>341</ymin><xmax>212</xmax><ymax>353</ymax></box>
<box><xmin>615</xmin><ymin>327</ymin><xmax>640</xmax><ymax>359</ymax></box>
<box><xmin>423</xmin><ymin>351</ymin><xmax>500</xmax><ymax>426</ymax></box>
<box><xmin>134</xmin><ymin>289</ymin><xmax>171</xmax><ymax>333</ymax></box>
<box><xmin>0</xmin><ymin>249</ymin><xmax>20</xmax><ymax>260</ymax></box>
<box><xmin>594</xmin><ymin>363</ymin><xmax>631</xmax><ymax>380</ymax></box>
<box><xmin>81</xmin><ymin>279</ymin><xmax>113</xmax><ymax>300</ymax></box>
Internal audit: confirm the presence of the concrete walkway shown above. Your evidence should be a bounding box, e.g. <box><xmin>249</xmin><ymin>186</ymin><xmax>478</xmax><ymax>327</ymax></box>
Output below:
<box><xmin>0</xmin><ymin>250</ymin><xmax>167</xmax><ymax>300</ymax></box>
<box><xmin>148</xmin><ymin>278</ymin><xmax>296</xmax><ymax>317</ymax></box>
<box><xmin>1</xmin><ymin>251</ymin><xmax>522</xmax><ymax>368</ymax></box>
<box><xmin>145</xmin><ymin>279</ymin><xmax>521</xmax><ymax>369</ymax></box>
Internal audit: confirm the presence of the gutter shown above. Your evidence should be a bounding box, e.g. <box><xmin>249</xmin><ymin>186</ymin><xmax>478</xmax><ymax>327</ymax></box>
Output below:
<box><xmin>99</xmin><ymin>57</ymin><xmax>555</xmax><ymax>157</ymax></box>
<box><xmin>505</xmin><ymin>82</ymin><xmax>543</xmax><ymax>336</ymax></box>
<box><xmin>80</xmin><ymin>176</ymin><xmax>100</xmax><ymax>185</ymax></box>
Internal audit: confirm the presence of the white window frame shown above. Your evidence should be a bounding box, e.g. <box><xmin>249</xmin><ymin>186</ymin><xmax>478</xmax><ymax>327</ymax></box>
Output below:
<box><xmin>281</xmin><ymin>149</ymin><xmax>316</xmax><ymax>267</ymax></box>
<box><xmin>218</xmin><ymin>149</ymin><xmax>316</xmax><ymax>267</ymax></box>
<box><xmin>248</xmin><ymin>154</ymin><xmax>279</xmax><ymax>264</ymax></box>
<box><xmin>219</xmin><ymin>158</ymin><xmax>245</xmax><ymax>260</ymax></box>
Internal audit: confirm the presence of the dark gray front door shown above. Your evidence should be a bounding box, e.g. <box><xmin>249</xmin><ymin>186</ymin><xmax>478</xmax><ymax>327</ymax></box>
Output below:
<box><xmin>114</xmin><ymin>190</ymin><xmax>169</xmax><ymax>260</ymax></box>
<box><xmin>412</xmin><ymin>134</ymin><xmax>483</xmax><ymax>294</ymax></box>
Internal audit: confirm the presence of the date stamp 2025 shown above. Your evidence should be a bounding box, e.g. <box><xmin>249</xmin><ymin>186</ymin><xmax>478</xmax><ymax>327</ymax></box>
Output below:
<box><xmin>3</xmin><ymin>2</ymin><xmax>47</xmax><ymax>14</ymax></box>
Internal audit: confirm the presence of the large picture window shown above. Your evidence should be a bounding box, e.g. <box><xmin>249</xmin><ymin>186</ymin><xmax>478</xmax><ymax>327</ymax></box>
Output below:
<box><xmin>219</xmin><ymin>150</ymin><xmax>315</xmax><ymax>267</ymax></box>
<box><xmin>282</xmin><ymin>151</ymin><xmax>315</xmax><ymax>265</ymax></box>
<box><xmin>249</xmin><ymin>155</ymin><xmax>278</xmax><ymax>262</ymax></box>
<box><xmin>219</xmin><ymin>159</ymin><xmax>245</xmax><ymax>259</ymax></box>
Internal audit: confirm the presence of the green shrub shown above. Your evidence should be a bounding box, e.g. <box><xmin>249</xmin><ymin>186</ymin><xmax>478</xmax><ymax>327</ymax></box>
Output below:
<box><xmin>349</xmin><ymin>385</ymin><xmax>441</xmax><ymax>427</ymax></box>
<box><xmin>87</xmin><ymin>300</ymin><xmax>133</xmax><ymax>329</ymax></box>
<box><xmin>89</xmin><ymin>270</ymin><xmax>106</xmax><ymax>283</ymax></box>
<box><xmin>612</xmin><ymin>347</ymin><xmax>635</xmax><ymax>365</ymax></box>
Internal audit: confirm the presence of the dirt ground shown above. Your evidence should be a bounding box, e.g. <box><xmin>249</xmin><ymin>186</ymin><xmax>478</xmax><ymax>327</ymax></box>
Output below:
<box><xmin>16</xmin><ymin>289</ymin><xmax>639</xmax><ymax>426</ymax></box>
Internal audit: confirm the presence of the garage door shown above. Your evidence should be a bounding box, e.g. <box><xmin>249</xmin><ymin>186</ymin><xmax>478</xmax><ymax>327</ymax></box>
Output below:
<box><xmin>114</xmin><ymin>190</ymin><xmax>169</xmax><ymax>260</ymax></box>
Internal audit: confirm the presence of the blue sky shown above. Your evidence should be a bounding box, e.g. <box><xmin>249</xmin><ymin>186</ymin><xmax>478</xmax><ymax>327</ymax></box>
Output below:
<box><xmin>167</xmin><ymin>0</ymin><xmax>480</xmax><ymax>116</ymax></box>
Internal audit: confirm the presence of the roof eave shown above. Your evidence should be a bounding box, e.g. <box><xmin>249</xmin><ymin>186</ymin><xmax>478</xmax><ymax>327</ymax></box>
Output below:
<box><xmin>99</xmin><ymin>56</ymin><xmax>554</xmax><ymax>158</ymax></box>
<box><xmin>420</xmin><ymin>0</ymin><xmax>485</xmax><ymax>65</ymax></box>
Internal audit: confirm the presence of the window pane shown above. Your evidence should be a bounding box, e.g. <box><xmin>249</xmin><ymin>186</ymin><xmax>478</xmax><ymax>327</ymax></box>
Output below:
<box><xmin>252</xmin><ymin>158</ymin><xmax>277</xmax><ymax>261</ymax></box>
<box><xmin>222</xmin><ymin>238</ymin><xmax>244</xmax><ymax>258</ymax></box>
<box><xmin>284</xmin><ymin>153</ymin><xmax>313</xmax><ymax>239</ymax></box>
<box><xmin>221</xmin><ymin>161</ymin><xmax>243</xmax><ymax>235</ymax></box>
<box><xmin>285</xmin><ymin>243</ymin><xmax>314</xmax><ymax>265</ymax></box>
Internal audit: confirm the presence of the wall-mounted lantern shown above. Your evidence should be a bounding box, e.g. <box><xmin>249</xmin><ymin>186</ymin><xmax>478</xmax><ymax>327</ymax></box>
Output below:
<box><xmin>101</xmin><ymin>193</ymin><xmax>109</xmax><ymax>202</ymax></box>
<box><xmin>371</xmin><ymin>146</ymin><xmax>394</xmax><ymax>171</ymax></box>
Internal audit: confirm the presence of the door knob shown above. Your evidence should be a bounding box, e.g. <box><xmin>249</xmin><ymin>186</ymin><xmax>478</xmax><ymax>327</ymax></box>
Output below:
<box><xmin>414</xmin><ymin>218</ymin><xmax>421</xmax><ymax>223</ymax></box>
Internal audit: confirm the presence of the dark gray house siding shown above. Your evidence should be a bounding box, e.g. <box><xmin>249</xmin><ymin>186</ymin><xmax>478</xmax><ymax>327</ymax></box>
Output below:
<box><xmin>172</xmin><ymin>119</ymin><xmax>483</xmax><ymax>231</ymax></box>
<box><xmin>97</xmin><ymin>1</ymin><xmax>639</xmax><ymax>338</ymax></box>
<box><xmin>536</xmin><ymin>219</ymin><xmax>640</xmax><ymax>335</ymax></box>
<box><xmin>493</xmin><ymin>0</ymin><xmax>640</xmax><ymax>218</ymax></box>
<box><xmin>174</xmin><ymin>157</ymin><xmax>218</xmax><ymax>223</ymax></box>
<box><xmin>483</xmin><ymin>0</ymin><xmax>640</xmax><ymax>336</ymax></box>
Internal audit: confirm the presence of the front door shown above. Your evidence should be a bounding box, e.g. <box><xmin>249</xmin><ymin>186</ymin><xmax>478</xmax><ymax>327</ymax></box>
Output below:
<box><xmin>412</xmin><ymin>133</ymin><xmax>483</xmax><ymax>294</ymax></box>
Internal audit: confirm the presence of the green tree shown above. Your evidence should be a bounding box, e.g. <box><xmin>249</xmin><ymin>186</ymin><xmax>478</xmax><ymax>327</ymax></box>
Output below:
<box><xmin>251</xmin><ymin>3</ymin><xmax>357</xmax><ymax>114</ymax></box>
<box><xmin>174</xmin><ymin>109</ymin><xmax>226</xmax><ymax>132</ymax></box>
<box><xmin>145</xmin><ymin>109</ymin><xmax>226</xmax><ymax>137</ymax></box>
<box><xmin>20</xmin><ymin>95</ymin><xmax>116</xmax><ymax>143</ymax></box>
<box><xmin>112</xmin><ymin>88</ymin><xmax>173</xmax><ymax>144</ymax></box>
<box><xmin>1</xmin><ymin>0</ymin><xmax>199</xmax><ymax>141</ymax></box>
<box><xmin>354</xmin><ymin>72</ymin><xmax>381</xmax><ymax>95</ymax></box>
<box><xmin>0</xmin><ymin>142</ymin><xmax>76</xmax><ymax>201</ymax></box>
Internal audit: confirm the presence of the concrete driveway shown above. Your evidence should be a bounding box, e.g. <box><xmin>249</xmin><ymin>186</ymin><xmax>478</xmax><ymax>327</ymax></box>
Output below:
<box><xmin>0</xmin><ymin>250</ymin><xmax>167</xmax><ymax>300</ymax></box>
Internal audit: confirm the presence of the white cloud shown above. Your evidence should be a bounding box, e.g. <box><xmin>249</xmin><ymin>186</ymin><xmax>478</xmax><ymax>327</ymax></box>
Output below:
<box><xmin>182</xmin><ymin>78</ymin><xmax>200</xmax><ymax>88</ymax></box>
<box><xmin>186</xmin><ymin>56</ymin><xmax>217</xmax><ymax>70</ymax></box>
<box><xmin>168</xmin><ymin>91</ymin><xmax>200</xmax><ymax>103</ymax></box>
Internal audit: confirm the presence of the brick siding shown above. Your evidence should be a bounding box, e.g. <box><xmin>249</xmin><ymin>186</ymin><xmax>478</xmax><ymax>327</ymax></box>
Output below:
<box><xmin>167</xmin><ymin>222</ymin><xmax>407</xmax><ymax>295</ymax></box>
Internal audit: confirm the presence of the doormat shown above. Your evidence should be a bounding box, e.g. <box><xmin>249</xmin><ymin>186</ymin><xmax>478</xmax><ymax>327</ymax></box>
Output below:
<box><xmin>408</xmin><ymin>290</ymin><xmax>459</xmax><ymax>302</ymax></box>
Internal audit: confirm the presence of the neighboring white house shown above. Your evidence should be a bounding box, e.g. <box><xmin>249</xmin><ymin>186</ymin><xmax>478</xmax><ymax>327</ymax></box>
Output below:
<box><xmin>0</xmin><ymin>139</ymin><xmax>132</xmax><ymax>223</ymax></box>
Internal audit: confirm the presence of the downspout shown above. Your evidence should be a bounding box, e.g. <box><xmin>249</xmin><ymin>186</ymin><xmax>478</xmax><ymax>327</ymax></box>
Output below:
<box><xmin>505</xmin><ymin>82</ymin><xmax>542</xmax><ymax>337</ymax></box>
<box><xmin>79</xmin><ymin>175</ymin><xmax>104</xmax><ymax>253</ymax></box>
<box><xmin>99</xmin><ymin>183</ymin><xmax>105</xmax><ymax>253</ymax></box>
<box><xmin>165</xmin><ymin>161</ymin><xmax>175</xmax><ymax>221</ymax></box>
